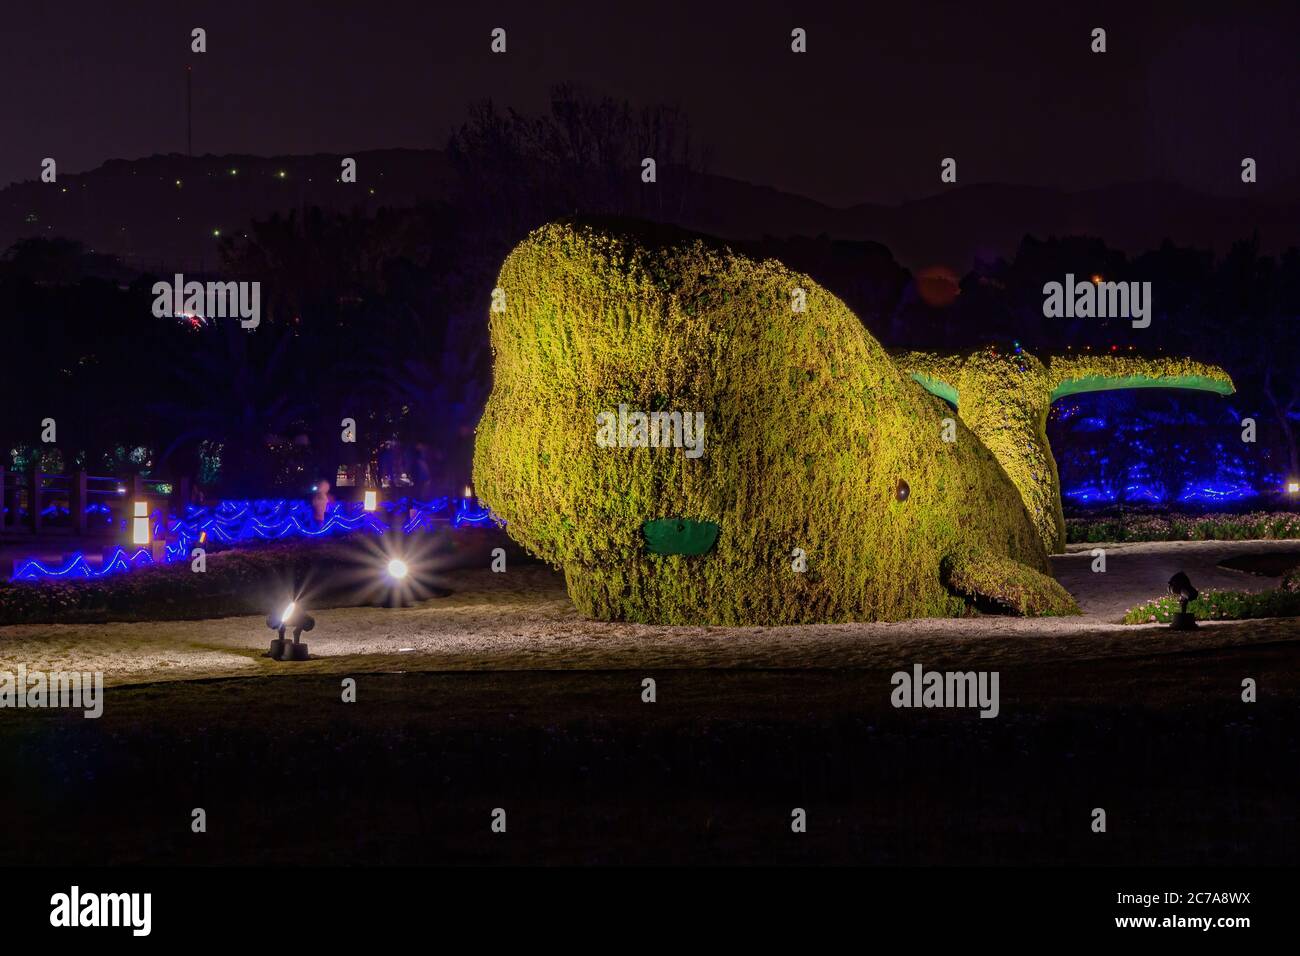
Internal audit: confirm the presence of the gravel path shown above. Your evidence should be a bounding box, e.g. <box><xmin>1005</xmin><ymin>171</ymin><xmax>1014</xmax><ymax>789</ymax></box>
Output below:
<box><xmin>0</xmin><ymin>539</ymin><xmax>1295</xmax><ymax>686</ymax></box>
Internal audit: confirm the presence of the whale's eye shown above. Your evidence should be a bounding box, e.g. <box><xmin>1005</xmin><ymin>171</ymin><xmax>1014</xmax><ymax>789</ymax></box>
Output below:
<box><xmin>895</xmin><ymin>478</ymin><xmax>910</xmax><ymax>502</ymax></box>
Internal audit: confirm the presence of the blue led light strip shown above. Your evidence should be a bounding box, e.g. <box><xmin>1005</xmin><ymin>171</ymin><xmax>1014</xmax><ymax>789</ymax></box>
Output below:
<box><xmin>8</xmin><ymin>496</ymin><xmax>501</xmax><ymax>582</ymax></box>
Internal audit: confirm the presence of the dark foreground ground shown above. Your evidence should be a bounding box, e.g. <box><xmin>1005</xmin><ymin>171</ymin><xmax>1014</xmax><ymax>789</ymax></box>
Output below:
<box><xmin>1</xmin><ymin>639</ymin><xmax>1296</xmax><ymax>866</ymax></box>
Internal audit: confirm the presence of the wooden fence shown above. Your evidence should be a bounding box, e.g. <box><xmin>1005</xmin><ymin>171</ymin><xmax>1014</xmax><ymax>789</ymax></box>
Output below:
<box><xmin>0</xmin><ymin>468</ymin><xmax>189</xmax><ymax>536</ymax></box>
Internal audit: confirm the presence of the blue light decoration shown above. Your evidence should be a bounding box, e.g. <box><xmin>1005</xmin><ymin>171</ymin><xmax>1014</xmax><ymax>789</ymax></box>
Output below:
<box><xmin>1054</xmin><ymin>390</ymin><xmax>1268</xmax><ymax>508</ymax></box>
<box><xmin>8</xmin><ymin>495</ymin><xmax>502</xmax><ymax>582</ymax></box>
<box><xmin>10</xmin><ymin>548</ymin><xmax>155</xmax><ymax>580</ymax></box>
<box><xmin>452</xmin><ymin>500</ymin><xmax>496</xmax><ymax>528</ymax></box>
<box><xmin>1064</xmin><ymin>476</ymin><xmax>1258</xmax><ymax>506</ymax></box>
<box><xmin>184</xmin><ymin>499</ymin><xmax>390</xmax><ymax>544</ymax></box>
<box><xmin>1175</xmin><ymin>481</ymin><xmax>1257</xmax><ymax>504</ymax></box>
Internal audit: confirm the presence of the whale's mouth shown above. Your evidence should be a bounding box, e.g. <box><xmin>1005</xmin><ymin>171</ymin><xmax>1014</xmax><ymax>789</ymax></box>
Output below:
<box><xmin>642</xmin><ymin>518</ymin><xmax>720</xmax><ymax>556</ymax></box>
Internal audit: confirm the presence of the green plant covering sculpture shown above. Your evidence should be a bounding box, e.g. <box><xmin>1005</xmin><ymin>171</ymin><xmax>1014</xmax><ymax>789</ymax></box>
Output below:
<box><xmin>473</xmin><ymin>219</ymin><xmax>1079</xmax><ymax>624</ymax></box>
<box><xmin>896</xmin><ymin>349</ymin><xmax>1235</xmax><ymax>552</ymax></box>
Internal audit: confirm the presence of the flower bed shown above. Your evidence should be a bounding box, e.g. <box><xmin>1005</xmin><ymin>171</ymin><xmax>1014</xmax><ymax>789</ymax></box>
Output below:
<box><xmin>0</xmin><ymin>540</ymin><xmax>353</xmax><ymax>625</ymax></box>
<box><xmin>1122</xmin><ymin>587</ymin><xmax>1300</xmax><ymax>624</ymax></box>
<box><xmin>1067</xmin><ymin>511</ymin><xmax>1300</xmax><ymax>544</ymax></box>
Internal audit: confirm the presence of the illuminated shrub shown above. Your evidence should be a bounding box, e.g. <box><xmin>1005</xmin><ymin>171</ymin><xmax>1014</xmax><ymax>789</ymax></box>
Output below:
<box><xmin>473</xmin><ymin>220</ymin><xmax>1077</xmax><ymax>624</ymax></box>
<box><xmin>899</xmin><ymin>349</ymin><xmax>1235</xmax><ymax>553</ymax></box>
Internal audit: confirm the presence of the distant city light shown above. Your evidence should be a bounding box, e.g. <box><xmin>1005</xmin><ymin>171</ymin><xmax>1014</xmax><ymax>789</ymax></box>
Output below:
<box><xmin>1288</xmin><ymin>481</ymin><xmax>1299</xmax><ymax>493</ymax></box>
<box><xmin>363</xmin><ymin>490</ymin><xmax>378</xmax><ymax>511</ymax></box>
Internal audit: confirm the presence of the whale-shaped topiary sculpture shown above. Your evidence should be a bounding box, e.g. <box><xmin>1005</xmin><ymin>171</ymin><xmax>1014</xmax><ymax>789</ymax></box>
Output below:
<box><xmin>897</xmin><ymin>349</ymin><xmax>1235</xmax><ymax>553</ymax></box>
<box><xmin>473</xmin><ymin>219</ymin><xmax>1078</xmax><ymax>624</ymax></box>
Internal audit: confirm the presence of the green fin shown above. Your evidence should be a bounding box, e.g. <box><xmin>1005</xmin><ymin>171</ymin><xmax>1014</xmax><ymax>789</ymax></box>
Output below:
<box><xmin>642</xmin><ymin>518</ymin><xmax>720</xmax><ymax>556</ymax></box>
<box><xmin>942</xmin><ymin>549</ymin><xmax>1080</xmax><ymax>616</ymax></box>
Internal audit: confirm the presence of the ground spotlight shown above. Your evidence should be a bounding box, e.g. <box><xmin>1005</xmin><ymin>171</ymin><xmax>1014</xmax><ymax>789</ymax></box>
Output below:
<box><xmin>1167</xmin><ymin>571</ymin><xmax>1199</xmax><ymax>630</ymax></box>
<box><xmin>387</xmin><ymin>558</ymin><xmax>409</xmax><ymax>580</ymax></box>
<box><xmin>266</xmin><ymin>598</ymin><xmax>316</xmax><ymax>660</ymax></box>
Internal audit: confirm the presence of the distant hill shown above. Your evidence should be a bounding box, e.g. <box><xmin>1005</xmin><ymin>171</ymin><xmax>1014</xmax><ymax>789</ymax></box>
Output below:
<box><xmin>683</xmin><ymin>179</ymin><xmax>1300</xmax><ymax>270</ymax></box>
<box><xmin>0</xmin><ymin>149</ymin><xmax>458</xmax><ymax>274</ymax></box>
<box><xmin>2</xmin><ymin>149</ymin><xmax>1296</xmax><ymax>274</ymax></box>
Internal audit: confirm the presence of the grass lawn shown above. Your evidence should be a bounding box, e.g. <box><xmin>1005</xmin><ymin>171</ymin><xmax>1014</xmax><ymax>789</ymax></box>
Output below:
<box><xmin>1</xmin><ymin>642</ymin><xmax>1295</xmax><ymax>865</ymax></box>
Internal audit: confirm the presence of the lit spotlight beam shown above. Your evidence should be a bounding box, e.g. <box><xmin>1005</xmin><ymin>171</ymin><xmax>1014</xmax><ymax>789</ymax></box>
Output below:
<box><xmin>330</xmin><ymin>530</ymin><xmax>455</xmax><ymax>609</ymax></box>
<box><xmin>266</xmin><ymin>597</ymin><xmax>316</xmax><ymax>660</ymax></box>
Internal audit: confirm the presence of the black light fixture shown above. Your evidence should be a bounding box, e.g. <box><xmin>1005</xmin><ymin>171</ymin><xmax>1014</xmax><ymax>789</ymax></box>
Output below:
<box><xmin>266</xmin><ymin>600</ymin><xmax>316</xmax><ymax>660</ymax></box>
<box><xmin>1167</xmin><ymin>571</ymin><xmax>1199</xmax><ymax>630</ymax></box>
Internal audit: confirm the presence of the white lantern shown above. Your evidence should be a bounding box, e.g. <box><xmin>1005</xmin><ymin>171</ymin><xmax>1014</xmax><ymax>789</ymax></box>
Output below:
<box><xmin>131</xmin><ymin>500</ymin><xmax>150</xmax><ymax>546</ymax></box>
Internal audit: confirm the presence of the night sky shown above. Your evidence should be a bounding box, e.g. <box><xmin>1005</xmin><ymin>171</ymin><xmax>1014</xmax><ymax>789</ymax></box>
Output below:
<box><xmin>1</xmin><ymin>0</ymin><xmax>1297</xmax><ymax>205</ymax></box>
